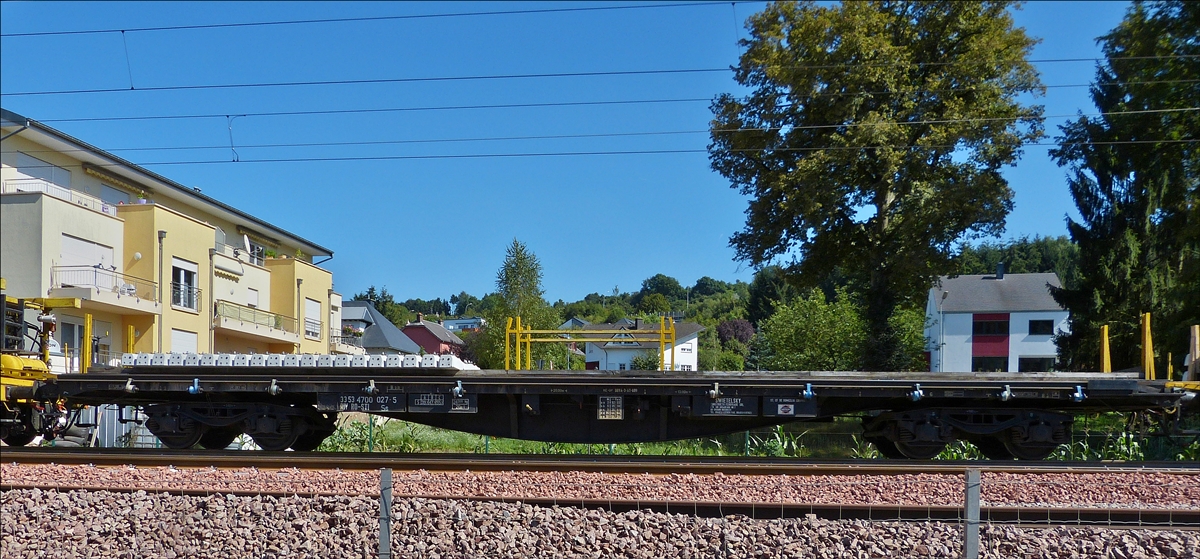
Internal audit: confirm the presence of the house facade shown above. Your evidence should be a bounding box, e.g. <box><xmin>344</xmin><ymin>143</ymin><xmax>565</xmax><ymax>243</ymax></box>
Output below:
<box><xmin>925</xmin><ymin>268</ymin><xmax>1069</xmax><ymax>373</ymax></box>
<box><xmin>583</xmin><ymin>319</ymin><xmax>704</xmax><ymax>371</ymax></box>
<box><xmin>442</xmin><ymin>316</ymin><xmax>486</xmax><ymax>333</ymax></box>
<box><xmin>402</xmin><ymin>314</ymin><xmax>465</xmax><ymax>356</ymax></box>
<box><xmin>1</xmin><ymin>108</ymin><xmax>360</xmax><ymax>370</ymax></box>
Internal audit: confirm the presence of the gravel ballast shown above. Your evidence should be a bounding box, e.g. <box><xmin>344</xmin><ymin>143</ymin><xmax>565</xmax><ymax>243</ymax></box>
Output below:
<box><xmin>2</xmin><ymin>463</ymin><xmax>1196</xmax><ymax>509</ymax></box>
<box><xmin>2</xmin><ymin>488</ymin><xmax>1196</xmax><ymax>559</ymax></box>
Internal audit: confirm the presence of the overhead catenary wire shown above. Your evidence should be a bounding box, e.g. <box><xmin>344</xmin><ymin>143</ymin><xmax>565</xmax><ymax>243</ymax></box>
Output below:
<box><xmin>13</xmin><ymin>107</ymin><xmax>1196</xmax><ymax>156</ymax></box>
<box><xmin>15</xmin><ymin>139</ymin><xmax>1194</xmax><ymax>170</ymax></box>
<box><xmin>0</xmin><ymin>2</ymin><xmax>762</xmax><ymax>38</ymax></box>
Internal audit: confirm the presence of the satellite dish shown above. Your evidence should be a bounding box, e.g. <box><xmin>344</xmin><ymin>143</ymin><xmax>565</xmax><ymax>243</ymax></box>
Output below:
<box><xmin>242</xmin><ymin>234</ymin><xmax>251</xmax><ymax>252</ymax></box>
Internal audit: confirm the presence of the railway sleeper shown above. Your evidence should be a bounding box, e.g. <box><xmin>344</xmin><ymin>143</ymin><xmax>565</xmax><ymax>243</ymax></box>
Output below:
<box><xmin>143</xmin><ymin>403</ymin><xmax>337</xmax><ymax>451</ymax></box>
<box><xmin>863</xmin><ymin>409</ymin><xmax>1073</xmax><ymax>460</ymax></box>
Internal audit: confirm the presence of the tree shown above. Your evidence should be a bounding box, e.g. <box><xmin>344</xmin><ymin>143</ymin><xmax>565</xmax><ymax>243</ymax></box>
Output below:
<box><xmin>692</xmin><ymin>276</ymin><xmax>730</xmax><ymax>297</ymax></box>
<box><xmin>631</xmin><ymin>351</ymin><xmax>662</xmax><ymax>371</ymax></box>
<box><xmin>450</xmin><ymin>291</ymin><xmax>481</xmax><ymax>316</ymax></box>
<box><xmin>758</xmin><ymin>289</ymin><xmax>867</xmax><ymax>371</ymax></box>
<box><xmin>352</xmin><ymin>286</ymin><xmax>412</xmax><ymax>326</ymax></box>
<box><xmin>1049</xmin><ymin>1</ymin><xmax>1199</xmax><ymax>371</ymax></box>
<box><xmin>710</xmin><ymin>1</ymin><xmax>1044</xmax><ymax>370</ymax></box>
<box><xmin>758</xmin><ymin>288</ymin><xmax>926</xmax><ymax>371</ymax></box>
<box><xmin>955</xmin><ymin>236</ymin><xmax>1080</xmax><ymax>288</ymax></box>
<box><xmin>473</xmin><ymin>240</ymin><xmax>564</xmax><ymax>369</ymax></box>
<box><xmin>640</xmin><ymin>274</ymin><xmax>686</xmax><ymax>301</ymax></box>
<box><xmin>746</xmin><ymin>266</ymin><xmax>797</xmax><ymax>326</ymax></box>
<box><xmin>637</xmin><ymin>293</ymin><xmax>671</xmax><ymax>314</ymax></box>
<box><xmin>717</xmin><ymin>319</ymin><xmax>755</xmax><ymax>345</ymax></box>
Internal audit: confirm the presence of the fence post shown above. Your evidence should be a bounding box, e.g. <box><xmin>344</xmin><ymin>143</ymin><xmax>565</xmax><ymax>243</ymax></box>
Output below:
<box><xmin>380</xmin><ymin>468</ymin><xmax>392</xmax><ymax>559</ymax></box>
<box><xmin>964</xmin><ymin>468</ymin><xmax>980</xmax><ymax>559</ymax></box>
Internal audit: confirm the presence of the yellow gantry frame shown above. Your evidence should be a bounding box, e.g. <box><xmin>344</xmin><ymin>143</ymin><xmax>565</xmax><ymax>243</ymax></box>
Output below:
<box><xmin>504</xmin><ymin>316</ymin><xmax>677</xmax><ymax>371</ymax></box>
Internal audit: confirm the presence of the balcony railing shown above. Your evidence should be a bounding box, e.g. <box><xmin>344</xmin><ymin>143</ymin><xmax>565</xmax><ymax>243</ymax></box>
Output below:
<box><xmin>171</xmin><ymin>282</ymin><xmax>202</xmax><ymax>311</ymax></box>
<box><xmin>214</xmin><ymin>300</ymin><xmax>297</xmax><ymax>333</ymax></box>
<box><xmin>3</xmin><ymin>178</ymin><xmax>119</xmax><ymax>217</ymax></box>
<box><xmin>330</xmin><ymin>334</ymin><xmax>364</xmax><ymax>347</ymax></box>
<box><xmin>214</xmin><ymin>242</ymin><xmax>265</xmax><ymax>267</ymax></box>
<box><xmin>304</xmin><ymin>318</ymin><xmax>322</xmax><ymax>340</ymax></box>
<box><xmin>52</xmin><ymin>265</ymin><xmax>157</xmax><ymax>302</ymax></box>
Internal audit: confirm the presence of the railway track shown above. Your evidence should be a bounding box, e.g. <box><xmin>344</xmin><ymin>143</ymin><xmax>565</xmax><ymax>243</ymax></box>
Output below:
<box><xmin>3</xmin><ymin>447</ymin><xmax>1196</xmax><ymax>475</ymax></box>
<box><xmin>4</xmin><ymin>448</ymin><xmax>1197</xmax><ymax>529</ymax></box>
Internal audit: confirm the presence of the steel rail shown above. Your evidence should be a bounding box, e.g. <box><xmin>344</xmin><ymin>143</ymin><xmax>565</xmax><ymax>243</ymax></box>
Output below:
<box><xmin>2</xmin><ymin>482</ymin><xmax>1194</xmax><ymax>529</ymax></box>
<box><xmin>3</xmin><ymin>447</ymin><xmax>1197</xmax><ymax>476</ymax></box>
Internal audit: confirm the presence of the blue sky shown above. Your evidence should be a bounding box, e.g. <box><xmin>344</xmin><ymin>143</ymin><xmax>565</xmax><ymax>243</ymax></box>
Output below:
<box><xmin>0</xmin><ymin>1</ymin><xmax>1131</xmax><ymax>303</ymax></box>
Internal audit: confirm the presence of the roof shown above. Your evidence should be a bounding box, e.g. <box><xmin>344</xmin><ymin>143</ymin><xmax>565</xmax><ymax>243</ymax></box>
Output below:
<box><xmin>578</xmin><ymin>320</ymin><xmax>705</xmax><ymax>349</ymax></box>
<box><xmin>341</xmin><ymin>305</ymin><xmax>372</xmax><ymax>323</ymax></box>
<box><xmin>404</xmin><ymin>320</ymin><xmax>465</xmax><ymax>346</ymax></box>
<box><xmin>1</xmin><ymin>108</ymin><xmax>333</xmax><ymax>257</ymax></box>
<box><xmin>342</xmin><ymin>301</ymin><xmax>421</xmax><ymax>353</ymax></box>
<box><xmin>932</xmin><ymin>273</ymin><xmax>1064</xmax><ymax>313</ymax></box>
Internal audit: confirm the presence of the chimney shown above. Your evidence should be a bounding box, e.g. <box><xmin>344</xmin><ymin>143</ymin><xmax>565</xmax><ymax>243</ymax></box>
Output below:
<box><xmin>996</xmin><ymin>262</ymin><xmax>1005</xmax><ymax>280</ymax></box>
<box><xmin>417</xmin><ymin>312</ymin><xmax>424</xmax><ymax>324</ymax></box>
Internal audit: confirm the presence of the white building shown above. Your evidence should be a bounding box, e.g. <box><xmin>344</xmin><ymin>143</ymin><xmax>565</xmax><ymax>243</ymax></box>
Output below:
<box><xmin>582</xmin><ymin>318</ymin><xmax>704</xmax><ymax>371</ymax></box>
<box><xmin>926</xmin><ymin>268</ymin><xmax>1068</xmax><ymax>373</ymax></box>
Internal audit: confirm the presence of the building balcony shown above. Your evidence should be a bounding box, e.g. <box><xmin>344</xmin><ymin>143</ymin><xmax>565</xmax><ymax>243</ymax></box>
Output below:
<box><xmin>330</xmin><ymin>332</ymin><xmax>366</xmax><ymax>355</ymax></box>
<box><xmin>170</xmin><ymin>282</ymin><xmax>203</xmax><ymax>313</ymax></box>
<box><xmin>50</xmin><ymin>265</ymin><xmax>160</xmax><ymax>315</ymax></box>
<box><xmin>3</xmin><ymin>178</ymin><xmax>119</xmax><ymax>217</ymax></box>
<box><xmin>212</xmin><ymin>300</ymin><xmax>300</xmax><ymax>345</ymax></box>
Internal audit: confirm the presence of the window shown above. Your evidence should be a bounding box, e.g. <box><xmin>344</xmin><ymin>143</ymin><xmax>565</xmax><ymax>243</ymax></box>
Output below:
<box><xmin>170</xmin><ymin>329</ymin><xmax>198</xmax><ymax>354</ymax></box>
<box><xmin>973</xmin><ymin>321</ymin><xmax>1009</xmax><ymax>336</ymax></box>
<box><xmin>1028</xmin><ymin>320</ymin><xmax>1054</xmax><ymax>336</ymax></box>
<box><xmin>247</xmin><ymin>288</ymin><xmax>259</xmax><ymax>309</ymax></box>
<box><xmin>248</xmin><ymin>241</ymin><xmax>266</xmax><ymax>266</ymax></box>
<box><xmin>678</xmin><ymin>364</ymin><xmax>693</xmax><ymax>371</ymax></box>
<box><xmin>1018</xmin><ymin>357</ymin><xmax>1056</xmax><ymax>372</ymax></box>
<box><xmin>171</xmin><ymin>258</ymin><xmax>199</xmax><ymax>310</ymax></box>
<box><xmin>304</xmin><ymin>298</ymin><xmax>321</xmax><ymax>339</ymax></box>
<box><xmin>16</xmin><ymin>152</ymin><xmax>71</xmax><ymax>188</ymax></box>
<box><xmin>618</xmin><ymin>363</ymin><xmax>627</xmax><ymax>371</ymax></box>
<box><xmin>972</xmin><ymin>356</ymin><xmax>1008</xmax><ymax>372</ymax></box>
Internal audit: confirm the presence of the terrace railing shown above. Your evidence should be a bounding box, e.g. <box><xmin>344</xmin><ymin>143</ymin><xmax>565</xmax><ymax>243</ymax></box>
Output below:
<box><xmin>51</xmin><ymin>265</ymin><xmax>157</xmax><ymax>302</ymax></box>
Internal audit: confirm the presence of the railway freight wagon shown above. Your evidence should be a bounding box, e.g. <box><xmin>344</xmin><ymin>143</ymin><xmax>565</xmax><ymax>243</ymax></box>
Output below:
<box><xmin>28</xmin><ymin>351</ymin><xmax>1197</xmax><ymax>460</ymax></box>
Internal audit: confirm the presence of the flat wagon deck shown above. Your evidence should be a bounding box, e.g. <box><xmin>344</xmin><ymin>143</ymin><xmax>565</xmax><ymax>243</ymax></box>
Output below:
<box><xmin>47</xmin><ymin>366</ymin><xmax>1189</xmax><ymax>459</ymax></box>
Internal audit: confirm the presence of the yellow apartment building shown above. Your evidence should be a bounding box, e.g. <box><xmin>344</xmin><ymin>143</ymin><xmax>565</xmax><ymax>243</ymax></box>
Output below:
<box><xmin>1</xmin><ymin>108</ymin><xmax>363</xmax><ymax>370</ymax></box>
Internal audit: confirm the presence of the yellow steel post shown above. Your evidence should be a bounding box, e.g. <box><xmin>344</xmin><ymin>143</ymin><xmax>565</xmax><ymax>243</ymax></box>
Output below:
<box><xmin>82</xmin><ymin>314</ymin><xmax>93</xmax><ymax>374</ymax></box>
<box><xmin>127</xmin><ymin>324</ymin><xmax>135</xmax><ymax>353</ymax></box>
<box><xmin>1168</xmin><ymin>352</ymin><xmax>1173</xmax><ymax>380</ymax></box>
<box><xmin>505</xmin><ymin>318</ymin><xmax>513</xmax><ymax>369</ymax></box>
<box><xmin>658</xmin><ymin>316</ymin><xmax>666</xmax><ymax>371</ymax></box>
<box><xmin>1142</xmin><ymin>312</ymin><xmax>1155</xmax><ymax>381</ymax></box>
<box><xmin>1100</xmin><ymin>324</ymin><xmax>1111</xmax><ymax>373</ymax></box>
<box><xmin>669</xmin><ymin>319</ymin><xmax>676</xmax><ymax>372</ymax></box>
<box><xmin>514</xmin><ymin>317</ymin><xmax>522</xmax><ymax>371</ymax></box>
<box><xmin>525</xmin><ymin>322</ymin><xmax>532</xmax><ymax>370</ymax></box>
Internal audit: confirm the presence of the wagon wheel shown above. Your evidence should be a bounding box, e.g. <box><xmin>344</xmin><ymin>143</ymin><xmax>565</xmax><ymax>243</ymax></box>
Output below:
<box><xmin>155</xmin><ymin>428</ymin><xmax>205</xmax><ymax>449</ymax></box>
<box><xmin>893</xmin><ymin>441</ymin><xmax>947</xmax><ymax>460</ymax></box>
<box><xmin>865</xmin><ymin>436</ymin><xmax>906</xmax><ymax>459</ymax></box>
<box><xmin>199</xmin><ymin>427</ymin><xmax>242</xmax><ymax>450</ymax></box>
<box><xmin>1001</xmin><ymin>439</ymin><xmax>1058</xmax><ymax>460</ymax></box>
<box><xmin>1</xmin><ymin>432</ymin><xmax>37</xmax><ymax>447</ymax></box>
<box><xmin>971</xmin><ymin>436</ymin><xmax>1014</xmax><ymax>460</ymax></box>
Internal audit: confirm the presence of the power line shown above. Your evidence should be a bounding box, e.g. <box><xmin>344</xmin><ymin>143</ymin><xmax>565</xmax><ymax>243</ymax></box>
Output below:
<box><xmin>4</xmin><ymin>58</ymin><xmax>1194</xmax><ymax>97</ymax></box>
<box><xmin>36</xmin><ymin>98</ymin><xmax>715</xmax><ymax>123</ymax></box>
<box><xmin>15</xmin><ymin>108</ymin><xmax>1195</xmax><ymax>156</ymax></box>
<box><xmin>15</xmin><ymin>140</ymin><xmax>1192</xmax><ymax>170</ymax></box>
<box><xmin>0</xmin><ymin>2</ymin><xmax>750</xmax><ymax>38</ymax></box>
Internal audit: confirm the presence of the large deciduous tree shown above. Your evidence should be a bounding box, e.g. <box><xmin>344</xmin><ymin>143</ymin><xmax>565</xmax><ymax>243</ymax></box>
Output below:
<box><xmin>470</xmin><ymin>240</ymin><xmax>564</xmax><ymax>369</ymax></box>
<box><xmin>710</xmin><ymin>1</ymin><xmax>1044</xmax><ymax>369</ymax></box>
<box><xmin>1049</xmin><ymin>1</ymin><xmax>1199</xmax><ymax>371</ymax></box>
